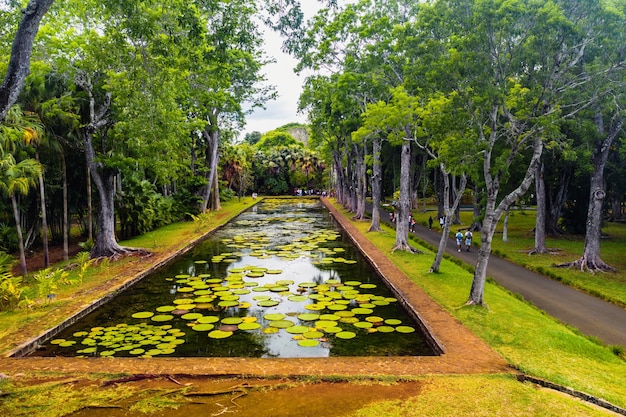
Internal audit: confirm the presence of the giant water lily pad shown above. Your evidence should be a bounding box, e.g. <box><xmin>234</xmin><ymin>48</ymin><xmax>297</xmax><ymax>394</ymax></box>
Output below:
<box><xmin>269</xmin><ymin>319</ymin><xmax>294</xmax><ymax>328</ymax></box>
<box><xmin>298</xmin><ymin>339</ymin><xmax>319</xmax><ymax>347</ymax></box>
<box><xmin>335</xmin><ymin>331</ymin><xmax>357</xmax><ymax>339</ymax></box>
<box><xmin>192</xmin><ymin>323</ymin><xmax>215</xmax><ymax>332</ymax></box>
<box><xmin>197</xmin><ymin>316</ymin><xmax>219</xmax><ymax>324</ymax></box>
<box><xmin>151</xmin><ymin>315</ymin><xmax>174</xmax><ymax>322</ymax></box>
<box><xmin>395</xmin><ymin>326</ymin><xmax>415</xmax><ymax>333</ymax></box>
<box><xmin>208</xmin><ymin>330</ymin><xmax>233</xmax><ymax>339</ymax></box>
<box><xmin>263</xmin><ymin>313</ymin><xmax>285</xmax><ymax>321</ymax></box>
<box><xmin>285</xmin><ymin>325</ymin><xmax>310</xmax><ymax>334</ymax></box>
<box><xmin>238</xmin><ymin>322</ymin><xmax>261</xmax><ymax>331</ymax></box>
<box><xmin>131</xmin><ymin>311</ymin><xmax>154</xmax><ymax>319</ymax></box>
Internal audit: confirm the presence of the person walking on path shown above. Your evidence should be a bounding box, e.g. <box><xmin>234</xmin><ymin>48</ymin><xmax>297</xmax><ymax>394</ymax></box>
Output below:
<box><xmin>464</xmin><ymin>230</ymin><xmax>473</xmax><ymax>252</ymax></box>
<box><xmin>428</xmin><ymin>216</ymin><xmax>433</xmax><ymax>229</ymax></box>
<box><xmin>455</xmin><ymin>230</ymin><xmax>463</xmax><ymax>252</ymax></box>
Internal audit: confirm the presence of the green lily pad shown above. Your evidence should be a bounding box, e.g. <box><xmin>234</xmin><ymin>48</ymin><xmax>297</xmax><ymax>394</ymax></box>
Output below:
<box><xmin>298</xmin><ymin>339</ymin><xmax>319</xmax><ymax>347</ymax></box>
<box><xmin>396</xmin><ymin>326</ymin><xmax>416</xmax><ymax>333</ymax></box>
<box><xmin>197</xmin><ymin>316</ymin><xmax>219</xmax><ymax>324</ymax></box>
<box><xmin>335</xmin><ymin>331</ymin><xmax>357</xmax><ymax>339</ymax></box>
<box><xmin>285</xmin><ymin>325</ymin><xmax>310</xmax><ymax>334</ymax></box>
<box><xmin>377</xmin><ymin>326</ymin><xmax>395</xmax><ymax>333</ymax></box>
<box><xmin>218</xmin><ymin>300</ymin><xmax>240</xmax><ymax>307</ymax></box>
<box><xmin>323</xmin><ymin>326</ymin><xmax>343</xmax><ymax>333</ymax></box>
<box><xmin>269</xmin><ymin>319</ymin><xmax>294</xmax><ymax>328</ymax></box>
<box><xmin>192</xmin><ymin>323</ymin><xmax>215</xmax><ymax>331</ymax></box>
<box><xmin>181</xmin><ymin>313</ymin><xmax>203</xmax><ymax>320</ymax></box>
<box><xmin>365</xmin><ymin>316</ymin><xmax>384</xmax><ymax>323</ymax></box>
<box><xmin>353</xmin><ymin>321</ymin><xmax>373</xmax><ymax>329</ymax></box>
<box><xmin>151</xmin><ymin>315</ymin><xmax>174</xmax><ymax>322</ymax></box>
<box><xmin>264</xmin><ymin>313</ymin><xmax>285</xmax><ymax>321</ymax></box>
<box><xmin>304</xmin><ymin>303</ymin><xmax>325</xmax><ymax>311</ymax></box>
<box><xmin>257</xmin><ymin>300</ymin><xmax>279</xmax><ymax>307</ymax></box>
<box><xmin>384</xmin><ymin>319</ymin><xmax>402</xmax><ymax>325</ymax></box>
<box><xmin>303</xmin><ymin>331</ymin><xmax>324</xmax><ymax>339</ymax></box>
<box><xmin>352</xmin><ymin>308</ymin><xmax>373</xmax><ymax>315</ymax></box>
<box><xmin>297</xmin><ymin>313</ymin><xmax>320</xmax><ymax>321</ymax></box>
<box><xmin>208</xmin><ymin>330</ymin><xmax>233</xmax><ymax>339</ymax></box>
<box><xmin>221</xmin><ymin>317</ymin><xmax>243</xmax><ymax>325</ymax></box>
<box><xmin>238</xmin><ymin>322</ymin><xmax>262</xmax><ymax>331</ymax></box>
<box><xmin>263</xmin><ymin>327</ymin><xmax>279</xmax><ymax>334</ymax></box>
<box><xmin>156</xmin><ymin>305</ymin><xmax>176</xmax><ymax>312</ymax></box>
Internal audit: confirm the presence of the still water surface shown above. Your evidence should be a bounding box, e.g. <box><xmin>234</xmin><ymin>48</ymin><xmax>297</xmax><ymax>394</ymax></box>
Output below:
<box><xmin>35</xmin><ymin>198</ymin><xmax>434</xmax><ymax>358</ymax></box>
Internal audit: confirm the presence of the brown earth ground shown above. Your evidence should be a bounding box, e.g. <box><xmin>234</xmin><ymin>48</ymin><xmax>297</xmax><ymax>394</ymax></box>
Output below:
<box><xmin>0</xmin><ymin>199</ymin><xmax>513</xmax><ymax>416</ymax></box>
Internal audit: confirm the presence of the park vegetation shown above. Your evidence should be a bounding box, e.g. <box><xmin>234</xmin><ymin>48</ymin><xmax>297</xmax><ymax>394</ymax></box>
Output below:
<box><xmin>0</xmin><ymin>0</ymin><xmax>624</xmax><ymax>338</ymax></box>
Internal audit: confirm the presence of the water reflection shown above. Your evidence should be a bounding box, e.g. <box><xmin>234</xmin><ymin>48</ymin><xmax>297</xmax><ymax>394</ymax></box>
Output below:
<box><xmin>34</xmin><ymin>198</ymin><xmax>434</xmax><ymax>358</ymax></box>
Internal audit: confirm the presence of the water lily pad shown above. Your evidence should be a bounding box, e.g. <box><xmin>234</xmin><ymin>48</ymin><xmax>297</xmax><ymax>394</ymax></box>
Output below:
<box><xmin>181</xmin><ymin>313</ymin><xmax>203</xmax><ymax>320</ymax></box>
<box><xmin>151</xmin><ymin>315</ymin><xmax>174</xmax><ymax>322</ymax></box>
<box><xmin>265</xmin><ymin>269</ymin><xmax>283</xmax><ymax>274</ymax></box>
<box><xmin>315</xmin><ymin>320</ymin><xmax>338</xmax><ymax>328</ymax></box>
<box><xmin>297</xmin><ymin>313</ymin><xmax>320</xmax><ymax>321</ymax></box>
<box><xmin>269</xmin><ymin>319</ymin><xmax>294</xmax><ymax>328</ymax></box>
<box><xmin>298</xmin><ymin>339</ymin><xmax>319</xmax><ymax>347</ymax></box>
<box><xmin>285</xmin><ymin>325</ymin><xmax>310</xmax><ymax>334</ymax></box>
<box><xmin>197</xmin><ymin>316</ymin><xmax>219</xmax><ymax>324</ymax></box>
<box><xmin>395</xmin><ymin>326</ymin><xmax>416</xmax><ymax>333</ymax></box>
<box><xmin>218</xmin><ymin>300</ymin><xmax>240</xmax><ymax>307</ymax></box>
<box><xmin>288</xmin><ymin>295</ymin><xmax>309</xmax><ymax>302</ymax></box>
<box><xmin>100</xmin><ymin>350</ymin><xmax>116</xmax><ymax>356</ymax></box>
<box><xmin>303</xmin><ymin>331</ymin><xmax>324</xmax><ymax>339</ymax></box>
<box><xmin>238</xmin><ymin>322</ymin><xmax>261</xmax><ymax>331</ymax></box>
<box><xmin>264</xmin><ymin>313</ymin><xmax>285</xmax><ymax>321</ymax></box>
<box><xmin>365</xmin><ymin>316</ymin><xmax>384</xmax><ymax>323</ymax></box>
<box><xmin>208</xmin><ymin>330</ymin><xmax>233</xmax><ymax>339</ymax></box>
<box><xmin>257</xmin><ymin>299</ymin><xmax>279</xmax><ymax>307</ymax></box>
<box><xmin>335</xmin><ymin>331</ymin><xmax>357</xmax><ymax>339</ymax></box>
<box><xmin>304</xmin><ymin>303</ymin><xmax>325</xmax><ymax>311</ymax></box>
<box><xmin>323</xmin><ymin>326</ymin><xmax>343</xmax><ymax>333</ymax></box>
<box><xmin>221</xmin><ymin>317</ymin><xmax>243</xmax><ymax>325</ymax></box>
<box><xmin>156</xmin><ymin>305</ymin><xmax>176</xmax><ymax>312</ymax></box>
<box><xmin>263</xmin><ymin>327</ymin><xmax>279</xmax><ymax>334</ymax></box>
<box><xmin>359</xmin><ymin>283</ymin><xmax>377</xmax><ymax>289</ymax></box>
<box><xmin>377</xmin><ymin>326</ymin><xmax>395</xmax><ymax>333</ymax></box>
<box><xmin>192</xmin><ymin>323</ymin><xmax>215</xmax><ymax>331</ymax></box>
<box><xmin>352</xmin><ymin>308</ymin><xmax>373</xmax><ymax>315</ymax></box>
<box><xmin>384</xmin><ymin>319</ymin><xmax>402</xmax><ymax>325</ymax></box>
<box><xmin>353</xmin><ymin>321</ymin><xmax>373</xmax><ymax>329</ymax></box>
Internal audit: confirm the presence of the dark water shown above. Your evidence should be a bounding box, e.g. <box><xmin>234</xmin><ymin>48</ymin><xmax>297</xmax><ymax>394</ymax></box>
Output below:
<box><xmin>32</xmin><ymin>198</ymin><xmax>435</xmax><ymax>358</ymax></box>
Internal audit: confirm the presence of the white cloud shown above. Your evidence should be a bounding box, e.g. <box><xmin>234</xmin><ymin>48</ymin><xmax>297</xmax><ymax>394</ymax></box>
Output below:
<box><xmin>241</xmin><ymin>3</ymin><xmax>323</xmax><ymax>138</ymax></box>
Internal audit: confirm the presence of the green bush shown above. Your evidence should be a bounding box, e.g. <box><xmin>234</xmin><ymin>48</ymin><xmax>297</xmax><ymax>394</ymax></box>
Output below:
<box><xmin>0</xmin><ymin>252</ymin><xmax>24</xmax><ymax>311</ymax></box>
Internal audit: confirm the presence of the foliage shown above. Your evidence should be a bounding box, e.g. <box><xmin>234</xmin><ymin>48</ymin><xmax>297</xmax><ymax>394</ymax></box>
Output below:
<box><xmin>255</xmin><ymin>130</ymin><xmax>302</xmax><ymax>149</ymax></box>
<box><xmin>116</xmin><ymin>174</ymin><xmax>178</xmax><ymax>239</ymax></box>
<box><xmin>0</xmin><ymin>222</ymin><xmax>18</xmax><ymax>252</ymax></box>
<box><xmin>0</xmin><ymin>251</ymin><xmax>24</xmax><ymax>311</ymax></box>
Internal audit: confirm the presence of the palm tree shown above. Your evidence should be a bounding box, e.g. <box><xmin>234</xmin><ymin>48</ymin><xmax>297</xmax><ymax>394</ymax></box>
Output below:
<box><xmin>0</xmin><ymin>151</ymin><xmax>42</xmax><ymax>276</ymax></box>
<box><xmin>1</xmin><ymin>105</ymin><xmax>44</xmax><ymax>276</ymax></box>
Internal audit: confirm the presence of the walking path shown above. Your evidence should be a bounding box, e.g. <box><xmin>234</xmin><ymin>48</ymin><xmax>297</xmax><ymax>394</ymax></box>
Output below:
<box><xmin>380</xmin><ymin>206</ymin><xmax>626</xmax><ymax>347</ymax></box>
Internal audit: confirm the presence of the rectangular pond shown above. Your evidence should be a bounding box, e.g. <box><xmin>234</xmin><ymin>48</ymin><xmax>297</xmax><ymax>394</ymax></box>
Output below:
<box><xmin>31</xmin><ymin>198</ymin><xmax>436</xmax><ymax>358</ymax></box>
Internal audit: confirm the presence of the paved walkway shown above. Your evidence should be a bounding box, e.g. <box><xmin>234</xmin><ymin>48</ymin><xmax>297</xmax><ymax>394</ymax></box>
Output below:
<box><xmin>379</xmin><ymin>206</ymin><xmax>626</xmax><ymax>347</ymax></box>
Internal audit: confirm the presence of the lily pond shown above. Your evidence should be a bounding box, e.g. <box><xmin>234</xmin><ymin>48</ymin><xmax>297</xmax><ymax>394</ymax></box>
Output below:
<box><xmin>35</xmin><ymin>198</ymin><xmax>435</xmax><ymax>358</ymax></box>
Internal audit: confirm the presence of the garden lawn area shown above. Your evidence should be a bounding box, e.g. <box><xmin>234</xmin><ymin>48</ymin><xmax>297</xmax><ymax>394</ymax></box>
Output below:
<box><xmin>411</xmin><ymin>208</ymin><xmax>626</xmax><ymax>308</ymax></box>
<box><xmin>341</xmin><ymin>204</ymin><xmax>626</xmax><ymax>410</ymax></box>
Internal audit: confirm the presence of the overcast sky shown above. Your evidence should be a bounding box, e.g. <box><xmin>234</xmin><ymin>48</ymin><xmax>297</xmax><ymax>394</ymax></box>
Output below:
<box><xmin>241</xmin><ymin>4</ymin><xmax>322</xmax><ymax>138</ymax></box>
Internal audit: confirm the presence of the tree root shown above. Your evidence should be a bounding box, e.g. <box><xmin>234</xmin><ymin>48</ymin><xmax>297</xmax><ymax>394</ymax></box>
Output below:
<box><xmin>391</xmin><ymin>243</ymin><xmax>423</xmax><ymax>254</ymax></box>
<box><xmin>555</xmin><ymin>257</ymin><xmax>616</xmax><ymax>274</ymax></box>
<box><xmin>527</xmin><ymin>247</ymin><xmax>561</xmax><ymax>255</ymax></box>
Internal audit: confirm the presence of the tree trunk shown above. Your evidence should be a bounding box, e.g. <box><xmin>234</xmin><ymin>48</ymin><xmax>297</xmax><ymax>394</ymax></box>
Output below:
<box><xmin>200</xmin><ymin>127</ymin><xmax>219</xmax><ymax>212</ymax></box>
<box><xmin>368</xmin><ymin>137</ymin><xmax>382</xmax><ymax>232</ymax></box>
<box><xmin>87</xmin><ymin>165</ymin><xmax>93</xmax><ymax>241</ymax></box>
<box><xmin>558</xmin><ymin>115</ymin><xmax>622</xmax><ymax>272</ymax></box>
<box><xmin>61</xmin><ymin>152</ymin><xmax>68</xmax><ymax>260</ymax></box>
<box><xmin>209</xmin><ymin>171</ymin><xmax>221</xmax><ymax>211</ymax></box>
<box><xmin>353</xmin><ymin>142</ymin><xmax>366</xmax><ymax>220</ymax></box>
<box><xmin>472</xmin><ymin>185</ymin><xmax>482</xmax><ymax>231</ymax></box>
<box><xmin>546</xmin><ymin>167</ymin><xmax>571</xmax><ymax>235</ymax></box>
<box><xmin>0</xmin><ymin>0</ymin><xmax>56</xmax><ymax>121</ymax></box>
<box><xmin>11</xmin><ymin>194</ymin><xmax>28</xmax><ymax>276</ymax></box>
<box><xmin>502</xmin><ymin>207</ymin><xmax>509</xmax><ymax>242</ymax></box>
<box><xmin>37</xmin><ymin>170</ymin><xmax>49</xmax><ymax>267</ymax></box>
<box><xmin>434</xmin><ymin>168</ymin><xmax>444</xmax><ymax>218</ymax></box>
<box><xmin>430</xmin><ymin>167</ymin><xmax>467</xmax><ymax>273</ymax></box>
<box><xmin>392</xmin><ymin>140</ymin><xmax>417</xmax><ymax>252</ymax></box>
<box><xmin>467</xmin><ymin>131</ymin><xmax>543</xmax><ymax>306</ymax></box>
<box><xmin>531</xmin><ymin>160</ymin><xmax>548</xmax><ymax>254</ymax></box>
<box><xmin>332</xmin><ymin>150</ymin><xmax>344</xmax><ymax>205</ymax></box>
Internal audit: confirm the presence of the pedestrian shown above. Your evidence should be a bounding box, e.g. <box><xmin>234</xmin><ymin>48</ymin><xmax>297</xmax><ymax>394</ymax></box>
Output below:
<box><xmin>428</xmin><ymin>216</ymin><xmax>433</xmax><ymax>229</ymax></box>
<box><xmin>464</xmin><ymin>230</ymin><xmax>473</xmax><ymax>252</ymax></box>
<box><xmin>410</xmin><ymin>217</ymin><xmax>416</xmax><ymax>232</ymax></box>
<box><xmin>455</xmin><ymin>230</ymin><xmax>463</xmax><ymax>252</ymax></box>
<box><xmin>439</xmin><ymin>216</ymin><xmax>445</xmax><ymax>230</ymax></box>
<box><xmin>390</xmin><ymin>212</ymin><xmax>395</xmax><ymax>223</ymax></box>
